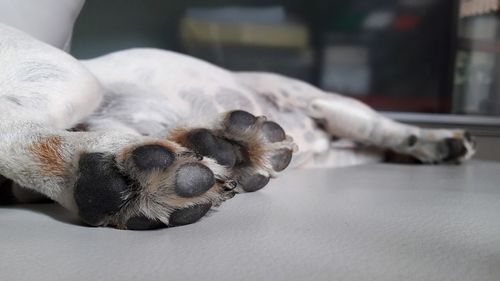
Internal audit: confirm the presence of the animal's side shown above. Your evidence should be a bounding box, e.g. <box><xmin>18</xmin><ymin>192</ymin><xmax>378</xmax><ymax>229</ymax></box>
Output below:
<box><xmin>0</xmin><ymin>23</ymin><xmax>475</xmax><ymax>229</ymax></box>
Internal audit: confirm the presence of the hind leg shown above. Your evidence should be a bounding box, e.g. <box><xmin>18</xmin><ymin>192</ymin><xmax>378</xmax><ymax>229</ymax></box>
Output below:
<box><xmin>1</xmin><ymin>24</ymin><xmax>239</xmax><ymax>229</ymax></box>
<box><xmin>307</xmin><ymin>95</ymin><xmax>476</xmax><ymax>163</ymax></box>
<box><xmin>236</xmin><ymin>72</ymin><xmax>476</xmax><ymax>164</ymax></box>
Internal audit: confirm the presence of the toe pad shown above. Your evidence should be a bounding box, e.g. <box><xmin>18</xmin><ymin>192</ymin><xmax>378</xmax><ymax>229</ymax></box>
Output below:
<box><xmin>271</xmin><ymin>149</ymin><xmax>293</xmax><ymax>172</ymax></box>
<box><xmin>227</xmin><ymin>110</ymin><xmax>257</xmax><ymax>131</ymax></box>
<box><xmin>175</xmin><ymin>163</ymin><xmax>215</xmax><ymax>197</ymax></box>
<box><xmin>132</xmin><ymin>144</ymin><xmax>175</xmax><ymax>171</ymax></box>
<box><xmin>262</xmin><ymin>121</ymin><xmax>286</xmax><ymax>142</ymax></box>
<box><xmin>186</xmin><ymin>129</ymin><xmax>237</xmax><ymax>167</ymax></box>
<box><xmin>169</xmin><ymin>203</ymin><xmax>212</xmax><ymax>226</ymax></box>
<box><xmin>126</xmin><ymin>215</ymin><xmax>166</xmax><ymax>230</ymax></box>
<box><xmin>239</xmin><ymin>174</ymin><xmax>270</xmax><ymax>192</ymax></box>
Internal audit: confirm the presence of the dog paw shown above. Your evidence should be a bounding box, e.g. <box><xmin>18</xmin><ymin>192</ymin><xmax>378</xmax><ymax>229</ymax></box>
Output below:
<box><xmin>403</xmin><ymin>130</ymin><xmax>476</xmax><ymax>164</ymax></box>
<box><xmin>73</xmin><ymin>141</ymin><xmax>236</xmax><ymax>230</ymax></box>
<box><xmin>170</xmin><ymin>110</ymin><xmax>297</xmax><ymax>193</ymax></box>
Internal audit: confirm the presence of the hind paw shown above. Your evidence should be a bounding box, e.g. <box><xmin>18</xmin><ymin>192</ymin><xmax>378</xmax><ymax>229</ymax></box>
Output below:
<box><xmin>73</xmin><ymin>140</ymin><xmax>236</xmax><ymax>230</ymax></box>
<box><xmin>169</xmin><ymin>110</ymin><xmax>297</xmax><ymax>193</ymax></box>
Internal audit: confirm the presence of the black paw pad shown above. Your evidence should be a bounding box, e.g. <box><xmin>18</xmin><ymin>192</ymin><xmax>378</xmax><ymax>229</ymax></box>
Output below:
<box><xmin>126</xmin><ymin>215</ymin><xmax>166</xmax><ymax>230</ymax></box>
<box><xmin>75</xmin><ymin>153</ymin><xmax>129</xmax><ymax>226</ymax></box>
<box><xmin>169</xmin><ymin>203</ymin><xmax>212</xmax><ymax>226</ymax></box>
<box><xmin>407</xmin><ymin>135</ymin><xmax>418</xmax><ymax>147</ymax></box>
<box><xmin>186</xmin><ymin>129</ymin><xmax>237</xmax><ymax>167</ymax></box>
<box><xmin>271</xmin><ymin>149</ymin><xmax>293</xmax><ymax>172</ymax></box>
<box><xmin>239</xmin><ymin>174</ymin><xmax>270</xmax><ymax>192</ymax></box>
<box><xmin>443</xmin><ymin>138</ymin><xmax>467</xmax><ymax>161</ymax></box>
<box><xmin>131</xmin><ymin>144</ymin><xmax>175</xmax><ymax>171</ymax></box>
<box><xmin>227</xmin><ymin>110</ymin><xmax>256</xmax><ymax>131</ymax></box>
<box><xmin>262</xmin><ymin>121</ymin><xmax>286</xmax><ymax>142</ymax></box>
<box><xmin>175</xmin><ymin>163</ymin><xmax>215</xmax><ymax>197</ymax></box>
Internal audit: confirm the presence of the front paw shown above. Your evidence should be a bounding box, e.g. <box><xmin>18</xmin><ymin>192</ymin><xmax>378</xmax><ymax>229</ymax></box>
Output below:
<box><xmin>404</xmin><ymin>130</ymin><xmax>476</xmax><ymax>164</ymax></box>
<box><xmin>74</xmin><ymin>141</ymin><xmax>236</xmax><ymax>230</ymax></box>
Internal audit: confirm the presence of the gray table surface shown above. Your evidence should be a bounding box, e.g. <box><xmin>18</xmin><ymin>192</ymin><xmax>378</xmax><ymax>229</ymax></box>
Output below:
<box><xmin>1</xmin><ymin>161</ymin><xmax>499</xmax><ymax>281</ymax></box>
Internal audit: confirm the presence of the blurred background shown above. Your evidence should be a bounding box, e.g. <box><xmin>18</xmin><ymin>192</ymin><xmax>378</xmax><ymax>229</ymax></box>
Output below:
<box><xmin>70</xmin><ymin>0</ymin><xmax>500</xmax><ymax>160</ymax></box>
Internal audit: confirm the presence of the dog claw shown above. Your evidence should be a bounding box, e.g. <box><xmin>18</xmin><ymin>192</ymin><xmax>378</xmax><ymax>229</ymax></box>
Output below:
<box><xmin>223</xmin><ymin>180</ymin><xmax>238</xmax><ymax>191</ymax></box>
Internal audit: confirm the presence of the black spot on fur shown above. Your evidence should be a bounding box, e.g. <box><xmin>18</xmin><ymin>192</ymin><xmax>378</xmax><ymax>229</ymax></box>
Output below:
<box><xmin>169</xmin><ymin>203</ymin><xmax>212</xmax><ymax>226</ymax></box>
<box><xmin>74</xmin><ymin>153</ymin><xmax>130</xmax><ymax>226</ymax></box>
<box><xmin>215</xmin><ymin>88</ymin><xmax>255</xmax><ymax>111</ymax></box>
<box><xmin>175</xmin><ymin>163</ymin><xmax>215</xmax><ymax>197</ymax></box>
<box><xmin>407</xmin><ymin>135</ymin><xmax>418</xmax><ymax>147</ymax></box>
<box><xmin>126</xmin><ymin>215</ymin><xmax>166</xmax><ymax>230</ymax></box>
<box><xmin>260</xmin><ymin>93</ymin><xmax>280</xmax><ymax>110</ymax></box>
<box><xmin>131</xmin><ymin>144</ymin><xmax>176</xmax><ymax>171</ymax></box>
<box><xmin>239</xmin><ymin>174</ymin><xmax>270</xmax><ymax>192</ymax></box>
<box><xmin>279</xmin><ymin>89</ymin><xmax>290</xmax><ymax>97</ymax></box>
<box><xmin>186</xmin><ymin>129</ymin><xmax>237</xmax><ymax>167</ymax></box>
<box><xmin>68</xmin><ymin>123</ymin><xmax>90</xmax><ymax>132</ymax></box>
<box><xmin>4</xmin><ymin>96</ymin><xmax>22</xmax><ymax>106</ymax></box>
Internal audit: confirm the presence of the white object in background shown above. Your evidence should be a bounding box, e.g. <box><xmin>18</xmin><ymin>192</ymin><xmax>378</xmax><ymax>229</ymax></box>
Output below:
<box><xmin>363</xmin><ymin>10</ymin><xmax>395</xmax><ymax>30</ymax></box>
<box><xmin>321</xmin><ymin>46</ymin><xmax>371</xmax><ymax>95</ymax></box>
<box><xmin>0</xmin><ymin>0</ymin><xmax>85</xmax><ymax>51</ymax></box>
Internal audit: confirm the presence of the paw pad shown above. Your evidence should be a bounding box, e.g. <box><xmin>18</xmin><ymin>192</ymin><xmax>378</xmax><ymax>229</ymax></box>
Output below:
<box><xmin>270</xmin><ymin>149</ymin><xmax>293</xmax><ymax>172</ymax></box>
<box><xmin>131</xmin><ymin>144</ymin><xmax>175</xmax><ymax>171</ymax></box>
<box><xmin>75</xmin><ymin>153</ymin><xmax>130</xmax><ymax>226</ymax></box>
<box><xmin>175</xmin><ymin>163</ymin><xmax>215</xmax><ymax>197</ymax></box>
<box><xmin>126</xmin><ymin>215</ymin><xmax>166</xmax><ymax>230</ymax></box>
<box><xmin>239</xmin><ymin>174</ymin><xmax>270</xmax><ymax>192</ymax></box>
<box><xmin>262</xmin><ymin>121</ymin><xmax>286</xmax><ymax>142</ymax></box>
<box><xmin>186</xmin><ymin>129</ymin><xmax>237</xmax><ymax>167</ymax></box>
<box><xmin>169</xmin><ymin>203</ymin><xmax>212</xmax><ymax>226</ymax></box>
<box><xmin>227</xmin><ymin>110</ymin><xmax>257</xmax><ymax>131</ymax></box>
<box><xmin>443</xmin><ymin>138</ymin><xmax>468</xmax><ymax>161</ymax></box>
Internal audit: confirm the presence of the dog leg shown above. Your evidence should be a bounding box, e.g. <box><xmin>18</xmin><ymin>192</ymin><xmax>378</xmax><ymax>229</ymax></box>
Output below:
<box><xmin>236</xmin><ymin>72</ymin><xmax>476</xmax><ymax>164</ymax></box>
<box><xmin>1</xmin><ymin>24</ymin><xmax>238</xmax><ymax>229</ymax></box>
<box><xmin>1</xmin><ymin>122</ymin><xmax>239</xmax><ymax>228</ymax></box>
<box><xmin>307</xmin><ymin>95</ymin><xmax>476</xmax><ymax>163</ymax></box>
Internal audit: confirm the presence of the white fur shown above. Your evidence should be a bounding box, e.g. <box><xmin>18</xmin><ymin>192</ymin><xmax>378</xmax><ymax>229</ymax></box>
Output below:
<box><xmin>0</xmin><ymin>23</ymin><xmax>475</xmax><ymax>221</ymax></box>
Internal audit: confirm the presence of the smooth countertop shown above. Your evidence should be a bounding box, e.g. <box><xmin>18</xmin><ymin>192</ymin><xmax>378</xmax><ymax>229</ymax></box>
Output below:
<box><xmin>1</xmin><ymin>161</ymin><xmax>499</xmax><ymax>281</ymax></box>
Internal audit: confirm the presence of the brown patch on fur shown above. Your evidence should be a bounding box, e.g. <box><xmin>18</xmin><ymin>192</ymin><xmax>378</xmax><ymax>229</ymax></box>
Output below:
<box><xmin>168</xmin><ymin>127</ymin><xmax>190</xmax><ymax>147</ymax></box>
<box><xmin>141</xmin><ymin>170</ymin><xmax>164</xmax><ymax>193</ymax></box>
<box><xmin>244</xmin><ymin>138</ymin><xmax>267</xmax><ymax>168</ymax></box>
<box><xmin>30</xmin><ymin>136</ymin><xmax>65</xmax><ymax>176</ymax></box>
<box><xmin>144</xmin><ymin>139</ymin><xmax>181</xmax><ymax>153</ymax></box>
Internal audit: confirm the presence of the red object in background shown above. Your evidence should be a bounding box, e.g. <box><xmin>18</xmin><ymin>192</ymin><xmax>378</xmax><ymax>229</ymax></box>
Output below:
<box><xmin>392</xmin><ymin>14</ymin><xmax>420</xmax><ymax>31</ymax></box>
<box><xmin>352</xmin><ymin>95</ymin><xmax>449</xmax><ymax>113</ymax></box>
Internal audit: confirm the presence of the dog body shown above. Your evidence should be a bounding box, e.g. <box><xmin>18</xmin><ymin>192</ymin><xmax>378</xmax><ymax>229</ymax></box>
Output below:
<box><xmin>0</xmin><ymin>23</ymin><xmax>475</xmax><ymax>229</ymax></box>
<box><xmin>80</xmin><ymin>48</ymin><xmax>378</xmax><ymax>169</ymax></box>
